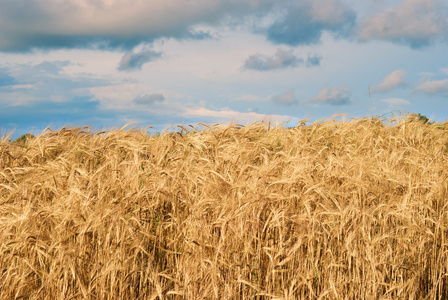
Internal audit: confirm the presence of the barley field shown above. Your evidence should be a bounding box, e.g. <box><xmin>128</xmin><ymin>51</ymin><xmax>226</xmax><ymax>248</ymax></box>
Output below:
<box><xmin>1</xmin><ymin>114</ymin><xmax>448</xmax><ymax>299</ymax></box>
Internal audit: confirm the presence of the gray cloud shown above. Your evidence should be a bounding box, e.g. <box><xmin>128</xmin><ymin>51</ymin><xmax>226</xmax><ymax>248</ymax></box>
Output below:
<box><xmin>133</xmin><ymin>94</ymin><xmax>165</xmax><ymax>105</ymax></box>
<box><xmin>265</xmin><ymin>0</ymin><xmax>356</xmax><ymax>46</ymax></box>
<box><xmin>243</xmin><ymin>50</ymin><xmax>324</xmax><ymax>71</ymax></box>
<box><xmin>3</xmin><ymin>0</ymin><xmax>442</xmax><ymax>54</ymax></box>
<box><xmin>271</xmin><ymin>90</ymin><xmax>299</xmax><ymax>105</ymax></box>
<box><xmin>118</xmin><ymin>50</ymin><xmax>162</xmax><ymax>71</ymax></box>
<box><xmin>244</xmin><ymin>49</ymin><xmax>302</xmax><ymax>71</ymax></box>
<box><xmin>306</xmin><ymin>55</ymin><xmax>322</xmax><ymax>67</ymax></box>
<box><xmin>0</xmin><ymin>0</ymin><xmax>358</xmax><ymax>52</ymax></box>
<box><xmin>359</xmin><ymin>0</ymin><xmax>448</xmax><ymax>48</ymax></box>
<box><xmin>0</xmin><ymin>0</ymin><xmax>276</xmax><ymax>52</ymax></box>
<box><xmin>309</xmin><ymin>86</ymin><xmax>351</xmax><ymax>105</ymax></box>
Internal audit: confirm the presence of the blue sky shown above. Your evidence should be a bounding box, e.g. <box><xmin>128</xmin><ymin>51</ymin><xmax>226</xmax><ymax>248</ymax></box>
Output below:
<box><xmin>1</xmin><ymin>0</ymin><xmax>448</xmax><ymax>138</ymax></box>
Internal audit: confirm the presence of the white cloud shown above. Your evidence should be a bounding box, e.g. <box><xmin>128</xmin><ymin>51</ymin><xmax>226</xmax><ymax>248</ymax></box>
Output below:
<box><xmin>183</xmin><ymin>106</ymin><xmax>299</xmax><ymax>124</ymax></box>
<box><xmin>415</xmin><ymin>79</ymin><xmax>448</xmax><ymax>95</ymax></box>
<box><xmin>309</xmin><ymin>86</ymin><xmax>351</xmax><ymax>105</ymax></box>
<box><xmin>380</xmin><ymin>97</ymin><xmax>410</xmax><ymax>106</ymax></box>
<box><xmin>359</xmin><ymin>0</ymin><xmax>448</xmax><ymax>48</ymax></box>
<box><xmin>373</xmin><ymin>70</ymin><xmax>407</xmax><ymax>92</ymax></box>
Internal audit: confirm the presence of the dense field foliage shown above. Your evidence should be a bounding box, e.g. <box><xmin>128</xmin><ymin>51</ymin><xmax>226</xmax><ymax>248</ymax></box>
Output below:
<box><xmin>1</xmin><ymin>115</ymin><xmax>448</xmax><ymax>299</ymax></box>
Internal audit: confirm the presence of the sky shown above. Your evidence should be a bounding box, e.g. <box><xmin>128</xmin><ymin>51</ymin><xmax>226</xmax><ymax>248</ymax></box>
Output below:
<box><xmin>1</xmin><ymin>0</ymin><xmax>448</xmax><ymax>138</ymax></box>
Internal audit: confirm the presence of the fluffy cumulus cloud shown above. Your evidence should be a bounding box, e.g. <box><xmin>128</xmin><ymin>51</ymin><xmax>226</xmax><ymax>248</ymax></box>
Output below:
<box><xmin>118</xmin><ymin>50</ymin><xmax>162</xmax><ymax>71</ymax></box>
<box><xmin>133</xmin><ymin>93</ymin><xmax>165</xmax><ymax>105</ymax></box>
<box><xmin>243</xmin><ymin>49</ymin><xmax>302</xmax><ymax>71</ymax></box>
<box><xmin>265</xmin><ymin>0</ymin><xmax>356</xmax><ymax>46</ymax></box>
<box><xmin>373</xmin><ymin>70</ymin><xmax>407</xmax><ymax>92</ymax></box>
<box><xmin>359</xmin><ymin>0</ymin><xmax>448</xmax><ymax>48</ymax></box>
<box><xmin>271</xmin><ymin>90</ymin><xmax>299</xmax><ymax>105</ymax></box>
<box><xmin>415</xmin><ymin>79</ymin><xmax>448</xmax><ymax>95</ymax></box>
<box><xmin>309</xmin><ymin>86</ymin><xmax>351</xmax><ymax>105</ymax></box>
